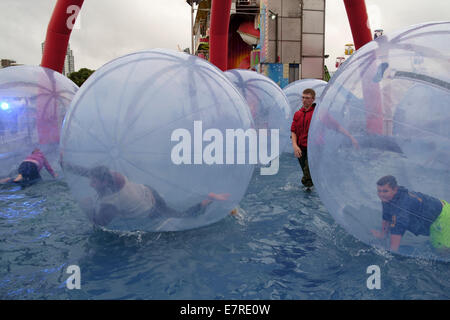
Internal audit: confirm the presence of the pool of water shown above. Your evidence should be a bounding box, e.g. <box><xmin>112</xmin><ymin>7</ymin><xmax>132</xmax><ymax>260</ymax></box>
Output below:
<box><xmin>0</xmin><ymin>153</ymin><xmax>449</xmax><ymax>299</ymax></box>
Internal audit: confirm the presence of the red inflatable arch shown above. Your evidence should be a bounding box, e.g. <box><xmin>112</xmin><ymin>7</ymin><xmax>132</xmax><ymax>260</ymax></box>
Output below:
<box><xmin>40</xmin><ymin>0</ymin><xmax>234</xmax><ymax>72</ymax></box>
<box><xmin>343</xmin><ymin>0</ymin><xmax>382</xmax><ymax>134</ymax></box>
<box><xmin>42</xmin><ymin>0</ymin><xmax>374</xmax><ymax>73</ymax></box>
<box><xmin>41</xmin><ymin>0</ymin><xmax>84</xmax><ymax>73</ymax></box>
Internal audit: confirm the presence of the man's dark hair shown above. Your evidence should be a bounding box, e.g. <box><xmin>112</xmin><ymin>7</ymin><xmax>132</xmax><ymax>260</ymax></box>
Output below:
<box><xmin>377</xmin><ymin>175</ymin><xmax>398</xmax><ymax>188</ymax></box>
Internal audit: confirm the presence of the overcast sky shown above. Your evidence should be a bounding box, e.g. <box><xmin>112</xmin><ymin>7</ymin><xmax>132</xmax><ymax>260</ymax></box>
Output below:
<box><xmin>0</xmin><ymin>0</ymin><xmax>449</xmax><ymax>72</ymax></box>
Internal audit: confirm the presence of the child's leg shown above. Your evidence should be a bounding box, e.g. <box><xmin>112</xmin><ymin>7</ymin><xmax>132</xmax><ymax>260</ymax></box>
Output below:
<box><xmin>430</xmin><ymin>200</ymin><xmax>450</xmax><ymax>249</ymax></box>
<box><xmin>145</xmin><ymin>185</ymin><xmax>185</xmax><ymax>218</ymax></box>
<box><xmin>207</xmin><ymin>192</ymin><xmax>231</xmax><ymax>201</ymax></box>
<box><xmin>147</xmin><ymin>186</ymin><xmax>231</xmax><ymax>218</ymax></box>
<box><xmin>0</xmin><ymin>177</ymin><xmax>13</xmax><ymax>184</ymax></box>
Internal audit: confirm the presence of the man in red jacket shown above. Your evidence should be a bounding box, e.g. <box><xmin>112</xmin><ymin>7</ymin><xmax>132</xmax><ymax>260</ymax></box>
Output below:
<box><xmin>291</xmin><ymin>88</ymin><xmax>316</xmax><ymax>188</ymax></box>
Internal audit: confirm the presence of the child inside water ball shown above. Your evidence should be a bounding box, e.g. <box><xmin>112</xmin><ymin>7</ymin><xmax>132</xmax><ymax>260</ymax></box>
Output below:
<box><xmin>61</xmin><ymin>160</ymin><xmax>231</xmax><ymax>227</ymax></box>
<box><xmin>372</xmin><ymin>175</ymin><xmax>450</xmax><ymax>251</ymax></box>
<box><xmin>0</xmin><ymin>148</ymin><xmax>58</xmax><ymax>187</ymax></box>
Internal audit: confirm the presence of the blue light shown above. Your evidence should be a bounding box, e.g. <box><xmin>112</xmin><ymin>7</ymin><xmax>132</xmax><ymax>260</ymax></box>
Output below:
<box><xmin>1</xmin><ymin>102</ymin><xmax>10</xmax><ymax>111</ymax></box>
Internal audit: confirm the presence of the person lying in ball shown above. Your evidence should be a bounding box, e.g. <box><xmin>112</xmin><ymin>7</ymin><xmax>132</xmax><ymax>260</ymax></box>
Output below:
<box><xmin>62</xmin><ymin>162</ymin><xmax>231</xmax><ymax>227</ymax></box>
<box><xmin>372</xmin><ymin>175</ymin><xmax>450</xmax><ymax>252</ymax></box>
<box><xmin>0</xmin><ymin>148</ymin><xmax>58</xmax><ymax>187</ymax></box>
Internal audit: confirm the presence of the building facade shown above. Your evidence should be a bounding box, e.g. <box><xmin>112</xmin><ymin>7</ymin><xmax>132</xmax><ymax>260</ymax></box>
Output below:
<box><xmin>189</xmin><ymin>0</ymin><xmax>326</xmax><ymax>87</ymax></box>
<box><xmin>41</xmin><ymin>42</ymin><xmax>75</xmax><ymax>76</ymax></box>
<box><xmin>0</xmin><ymin>59</ymin><xmax>21</xmax><ymax>68</ymax></box>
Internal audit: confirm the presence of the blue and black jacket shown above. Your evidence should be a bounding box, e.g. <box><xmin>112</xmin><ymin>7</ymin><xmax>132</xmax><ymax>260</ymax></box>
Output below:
<box><xmin>382</xmin><ymin>186</ymin><xmax>442</xmax><ymax>236</ymax></box>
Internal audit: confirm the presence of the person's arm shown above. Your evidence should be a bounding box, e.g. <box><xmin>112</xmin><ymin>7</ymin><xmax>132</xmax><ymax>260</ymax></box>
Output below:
<box><xmin>291</xmin><ymin>132</ymin><xmax>302</xmax><ymax>158</ymax></box>
<box><xmin>371</xmin><ymin>219</ymin><xmax>389</xmax><ymax>239</ymax></box>
<box><xmin>321</xmin><ymin>111</ymin><xmax>359</xmax><ymax>149</ymax></box>
<box><xmin>42</xmin><ymin>156</ymin><xmax>57</xmax><ymax>178</ymax></box>
<box><xmin>291</xmin><ymin>113</ymin><xmax>302</xmax><ymax>158</ymax></box>
<box><xmin>94</xmin><ymin>204</ymin><xmax>119</xmax><ymax>226</ymax></box>
<box><xmin>61</xmin><ymin>160</ymin><xmax>90</xmax><ymax>178</ymax></box>
<box><xmin>80</xmin><ymin>199</ymin><xmax>118</xmax><ymax>226</ymax></box>
<box><xmin>336</xmin><ymin>125</ymin><xmax>359</xmax><ymax>149</ymax></box>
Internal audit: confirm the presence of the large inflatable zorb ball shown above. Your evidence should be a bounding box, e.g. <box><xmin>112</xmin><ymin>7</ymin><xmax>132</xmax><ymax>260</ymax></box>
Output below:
<box><xmin>282</xmin><ymin>79</ymin><xmax>327</xmax><ymax>152</ymax></box>
<box><xmin>308</xmin><ymin>22</ymin><xmax>450</xmax><ymax>261</ymax></box>
<box><xmin>225</xmin><ymin>69</ymin><xmax>291</xmax><ymax>168</ymax></box>
<box><xmin>0</xmin><ymin>66</ymin><xmax>78</xmax><ymax>178</ymax></box>
<box><xmin>60</xmin><ymin>49</ymin><xmax>254</xmax><ymax>232</ymax></box>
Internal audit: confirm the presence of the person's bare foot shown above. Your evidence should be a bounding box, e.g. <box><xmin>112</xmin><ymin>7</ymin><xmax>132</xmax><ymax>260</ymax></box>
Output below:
<box><xmin>13</xmin><ymin>174</ymin><xmax>23</xmax><ymax>183</ymax></box>
<box><xmin>208</xmin><ymin>192</ymin><xmax>231</xmax><ymax>201</ymax></box>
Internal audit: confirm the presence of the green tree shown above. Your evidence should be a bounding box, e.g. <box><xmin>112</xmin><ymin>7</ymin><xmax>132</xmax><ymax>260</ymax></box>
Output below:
<box><xmin>68</xmin><ymin>68</ymin><xmax>95</xmax><ymax>87</ymax></box>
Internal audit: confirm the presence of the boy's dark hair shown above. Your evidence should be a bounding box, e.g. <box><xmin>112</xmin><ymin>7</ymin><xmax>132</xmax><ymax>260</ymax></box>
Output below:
<box><xmin>377</xmin><ymin>175</ymin><xmax>398</xmax><ymax>188</ymax></box>
<box><xmin>89</xmin><ymin>166</ymin><xmax>114</xmax><ymax>186</ymax></box>
<box><xmin>89</xmin><ymin>166</ymin><xmax>124</xmax><ymax>193</ymax></box>
<box><xmin>303</xmin><ymin>88</ymin><xmax>316</xmax><ymax>99</ymax></box>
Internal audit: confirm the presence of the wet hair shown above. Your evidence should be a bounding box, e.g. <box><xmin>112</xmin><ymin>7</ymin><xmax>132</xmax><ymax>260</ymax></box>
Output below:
<box><xmin>89</xmin><ymin>166</ymin><xmax>114</xmax><ymax>187</ymax></box>
<box><xmin>377</xmin><ymin>175</ymin><xmax>398</xmax><ymax>189</ymax></box>
<box><xmin>303</xmin><ymin>88</ymin><xmax>316</xmax><ymax>100</ymax></box>
<box><xmin>89</xmin><ymin>166</ymin><xmax>124</xmax><ymax>193</ymax></box>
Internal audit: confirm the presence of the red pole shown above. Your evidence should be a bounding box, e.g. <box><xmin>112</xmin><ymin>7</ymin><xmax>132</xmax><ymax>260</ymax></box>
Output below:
<box><xmin>343</xmin><ymin>0</ymin><xmax>372</xmax><ymax>50</ymax></box>
<box><xmin>343</xmin><ymin>0</ymin><xmax>383</xmax><ymax>135</ymax></box>
<box><xmin>39</xmin><ymin>0</ymin><xmax>83</xmax><ymax>144</ymax></box>
<box><xmin>209</xmin><ymin>0</ymin><xmax>232</xmax><ymax>71</ymax></box>
<box><xmin>41</xmin><ymin>0</ymin><xmax>84</xmax><ymax>73</ymax></box>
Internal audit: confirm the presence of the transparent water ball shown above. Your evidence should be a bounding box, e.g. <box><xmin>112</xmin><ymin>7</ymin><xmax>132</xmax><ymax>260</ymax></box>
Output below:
<box><xmin>0</xmin><ymin>65</ymin><xmax>78</xmax><ymax>178</ymax></box>
<box><xmin>308</xmin><ymin>22</ymin><xmax>450</xmax><ymax>261</ymax></box>
<box><xmin>282</xmin><ymin>78</ymin><xmax>327</xmax><ymax>152</ymax></box>
<box><xmin>60</xmin><ymin>49</ymin><xmax>254</xmax><ymax>232</ymax></box>
<box><xmin>225</xmin><ymin>69</ymin><xmax>291</xmax><ymax>162</ymax></box>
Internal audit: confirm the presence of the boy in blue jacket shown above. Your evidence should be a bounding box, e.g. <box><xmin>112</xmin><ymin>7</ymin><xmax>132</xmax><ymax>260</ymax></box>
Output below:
<box><xmin>372</xmin><ymin>175</ymin><xmax>450</xmax><ymax>251</ymax></box>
